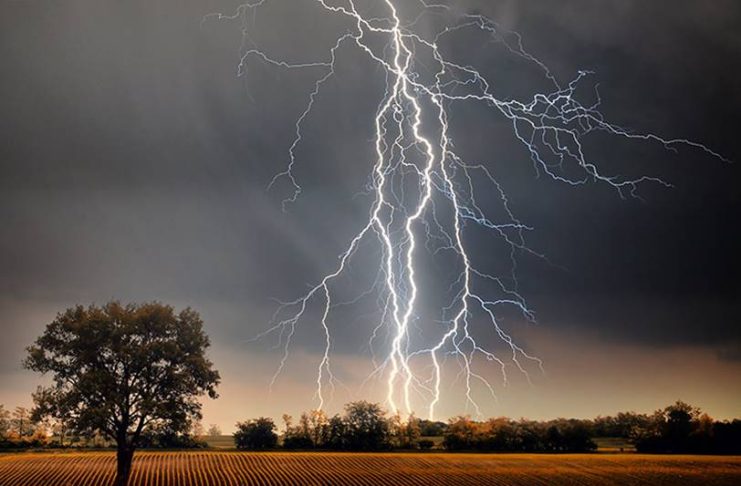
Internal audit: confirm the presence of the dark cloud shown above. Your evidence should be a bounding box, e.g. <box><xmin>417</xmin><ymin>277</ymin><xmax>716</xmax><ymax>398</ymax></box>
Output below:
<box><xmin>0</xmin><ymin>0</ymin><xmax>739</xmax><ymax>412</ymax></box>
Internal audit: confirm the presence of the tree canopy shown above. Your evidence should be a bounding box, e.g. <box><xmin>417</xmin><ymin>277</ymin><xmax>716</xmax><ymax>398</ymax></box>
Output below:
<box><xmin>234</xmin><ymin>417</ymin><xmax>278</xmax><ymax>450</ymax></box>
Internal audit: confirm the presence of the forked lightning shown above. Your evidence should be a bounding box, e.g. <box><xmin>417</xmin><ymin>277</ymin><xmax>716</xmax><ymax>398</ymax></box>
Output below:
<box><xmin>205</xmin><ymin>0</ymin><xmax>725</xmax><ymax>419</ymax></box>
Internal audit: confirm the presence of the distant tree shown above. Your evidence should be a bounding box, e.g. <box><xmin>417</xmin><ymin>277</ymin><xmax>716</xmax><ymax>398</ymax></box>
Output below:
<box><xmin>24</xmin><ymin>301</ymin><xmax>220</xmax><ymax>486</ymax></box>
<box><xmin>324</xmin><ymin>414</ymin><xmax>347</xmax><ymax>450</ymax></box>
<box><xmin>418</xmin><ymin>419</ymin><xmax>447</xmax><ymax>437</ymax></box>
<box><xmin>297</xmin><ymin>412</ymin><xmax>313</xmax><ymax>444</ymax></box>
<box><xmin>513</xmin><ymin>419</ymin><xmax>544</xmax><ymax>451</ymax></box>
<box><xmin>0</xmin><ymin>405</ymin><xmax>10</xmax><ymax>439</ymax></box>
<box><xmin>281</xmin><ymin>414</ymin><xmax>293</xmax><ymax>431</ymax></box>
<box><xmin>632</xmin><ymin>401</ymin><xmax>704</xmax><ymax>453</ymax></box>
<box><xmin>308</xmin><ymin>410</ymin><xmax>329</xmax><ymax>446</ymax></box>
<box><xmin>46</xmin><ymin>416</ymin><xmax>72</xmax><ymax>447</ymax></box>
<box><xmin>29</xmin><ymin>421</ymin><xmax>50</xmax><ymax>446</ymax></box>
<box><xmin>443</xmin><ymin>416</ymin><xmax>477</xmax><ymax>450</ymax></box>
<box><xmin>483</xmin><ymin>417</ymin><xmax>516</xmax><ymax>451</ymax></box>
<box><xmin>282</xmin><ymin>413</ymin><xmax>303</xmax><ymax>449</ymax></box>
<box><xmin>403</xmin><ymin>415</ymin><xmax>422</xmax><ymax>448</ymax></box>
<box><xmin>11</xmin><ymin>407</ymin><xmax>35</xmax><ymax>437</ymax></box>
<box><xmin>343</xmin><ymin>401</ymin><xmax>390</xmax><ymax>451</ymax></box>
<box><xmin>281</xmin><ymin>412</ymin><xmax>317</xmax><ymax>449</ymax></box>
<box><xmin>136</xmin><ymin>419</ymin><xmax>207</xmax><ymax>449</ymax></box>
<box><xmin>190</xmin><ymin>420</ymin><xmax>205</xmax><ymax>438</ymax></box>
<box><xmin>663</xmin><ymin>400</ymin><xmax>698</xmax><ymax>449</ymax></box>
<box><xmin>388</xmin><ymin>413</ymin><xmax>402</xmax><ymax>447</ymax></box>
<box><xmin>234</xmin><ymin>418</ymin><xmax>278</xmax><ymax>450</ymax></box>
<box><xmin>207</xmin><ymin>424</ymin><xmax>222</xmax><ymax>437</ymax></box>
<box><xmin>558</xmin><ymin>419</ymin><xmax>597</xmax><ymax>452</ymax></box>
<box><xmin>631</xmin><ymin>410</ymin><xmax>667</xmax><ymax>452</ymax></box>
<box><xmin>282</xmin><ymin>429</ymin><xmax>314</xmax><ymax>449</ymax></box>
<box><xmin>605</xmin><ymin>412</ymin><xmax>652</xmax><ymax>438</ymax></box>
<box><xmin>389</xmin><ymin>413</ymin><xmax>421</xmax><ymax>449</ymax></box>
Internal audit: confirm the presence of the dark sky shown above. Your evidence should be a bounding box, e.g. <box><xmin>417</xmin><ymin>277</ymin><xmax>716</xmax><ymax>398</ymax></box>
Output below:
<box><xmin>1</xmin><ymin>0</ymin><xmax>739</xmax><ymax>426</ymax></box>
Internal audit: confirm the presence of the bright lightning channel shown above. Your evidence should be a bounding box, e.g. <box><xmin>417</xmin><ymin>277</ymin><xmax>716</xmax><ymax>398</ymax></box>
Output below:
<box><xmin>205</xmin><ymin>0</ymin><xmax>726</xmax><ymax>420</ymax></box>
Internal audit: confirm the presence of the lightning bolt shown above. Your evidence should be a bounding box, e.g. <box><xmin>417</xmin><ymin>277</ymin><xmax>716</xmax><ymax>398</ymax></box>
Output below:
<box><xmin>205</xmin><ymin>0</ymin><xmax>726</xmax><ymax>419</ymax></box>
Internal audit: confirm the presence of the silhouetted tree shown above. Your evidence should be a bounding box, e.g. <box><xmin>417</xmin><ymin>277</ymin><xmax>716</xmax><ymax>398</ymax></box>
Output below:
<box><xmin>281</xmin><ymin>413</ymin><xmax>313</xmax><ymax>449</ymax></box>
<box><xmin>234</xmin><ymin>417</ymin><xmax>278</xmax><ymax>450</ymax></box>
<box><xmin>557</xmin><ymin>419</ymin><xmax>597</xmax><ymax>452</ymax></box>
<box><xmin>138</xmin><ymin>420</ymin><xmax>207</xmax><ymax>449</ymax></box>
<box><xmin>632</xmin><ymin>401</ymin><xmax>709</xmax><ymax>453</ymax></box>
<box><xmin>325</xmin><ymin>414</ymin><xmax>347</xmax><ymax>450</ymax></box>
<box><xmin>24</xmin><ymin>301</ymin><xmax>220</xmax><ymax>486</ymax></box>
<box><xmin>663</xmin><ymin>400</ymin><xmax>698</xmax><ymax>449</ymax></box>
<box><xmin>343</xmin><ymin>401</ymin><xmax>390</xmax><ymax>450</ymax></box>
<box><xmin>282</xmin><ymin>430</ymin><xmax>314</xmax><ymax>449</ymax></box>
<box><xmin>282</xmin><ymin>410</ymin><xmax>331</xmax><ymax>449</ymax></box>
<box><xmin>418</xmin><ymin>419</ymin><xmax>447</xmax><ymax>437</ymax></box>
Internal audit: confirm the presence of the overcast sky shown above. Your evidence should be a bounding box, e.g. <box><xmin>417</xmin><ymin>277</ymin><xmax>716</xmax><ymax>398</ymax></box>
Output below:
<box><xmin>1</xmin><ymin>0</ymin><xmax>739</xmax><ymax>429</ymax></box>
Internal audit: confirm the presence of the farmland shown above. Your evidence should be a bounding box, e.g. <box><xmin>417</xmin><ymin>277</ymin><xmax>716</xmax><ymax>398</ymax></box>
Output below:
<box><xmin>1</xmin><ymin>452</ymin><xmax>740</xmax><ymax>485</ymax></box>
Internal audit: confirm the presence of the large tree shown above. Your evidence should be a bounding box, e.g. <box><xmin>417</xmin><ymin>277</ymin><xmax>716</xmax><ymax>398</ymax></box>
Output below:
<box><xmin>233</xmin><ymin>417</ymin><xmax>278</xmax><ymax>450</ymax></box>
<box><xmin>11</xmin><ymin>406</ymin><xmax>35</xmax><ymax>437</ymax></box>
<box><xmin>25</xmin><ymin>301</ymin><xmax>220</xmax><ymax>486</ymax></box>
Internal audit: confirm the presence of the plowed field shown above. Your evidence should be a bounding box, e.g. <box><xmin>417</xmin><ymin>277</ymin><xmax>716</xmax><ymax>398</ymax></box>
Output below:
<box><xmin>1</xmin><ymin>451</ymin><xmax>739</xmax><ymax>485</ymax></box>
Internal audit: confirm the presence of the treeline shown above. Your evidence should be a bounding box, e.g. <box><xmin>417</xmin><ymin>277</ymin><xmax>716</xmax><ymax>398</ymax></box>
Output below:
<box><xmin>0</xmin><ymin>405</ymin><xmax>48</xmax><ymax>449</ymax></box>
<box><xmin>5</xmin><ymin>400</ymin><xmax>739</xmax><ymax>454</ymax></box>
<box><xmin>235</xmin><ymin>402</ymin><xmax>418</xmax><ymax>451</ymax></box>
<box><xmin>442</xmin><ymin>416</ymin><xmax>595</xmax><ymax>452</ymax></box>
<box><xmin>233</xmin><ymin>400</ymin><xmax>741</xmax><ymax>454</ymax></box>
<box><xmin>234</xmin><ymin>402</ymin><xmax>595</xmax><ymax>452</ymax></box>
<box><xmin>0</xmin><ymin>404</ymin><xmax>208</xmax><ymax>450</ymax></box>
<box><xmin>623</xmin><ymin>401</ymin><xmax>741</xmax><ymax>454</ymax></box>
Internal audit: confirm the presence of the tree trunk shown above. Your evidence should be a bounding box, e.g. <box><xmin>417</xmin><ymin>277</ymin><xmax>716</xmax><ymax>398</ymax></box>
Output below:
<box><xmin>114</xmin><ymin>445</ymin><xmax>135</xmax><ymax>486</ymax></box>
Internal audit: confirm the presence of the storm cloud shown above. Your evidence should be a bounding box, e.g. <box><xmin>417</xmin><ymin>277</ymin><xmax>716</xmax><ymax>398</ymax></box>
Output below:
<box><xmin>1</xmin><ymin>1</ymin><xmax>739</xmax><ymax>423</ymax></box>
